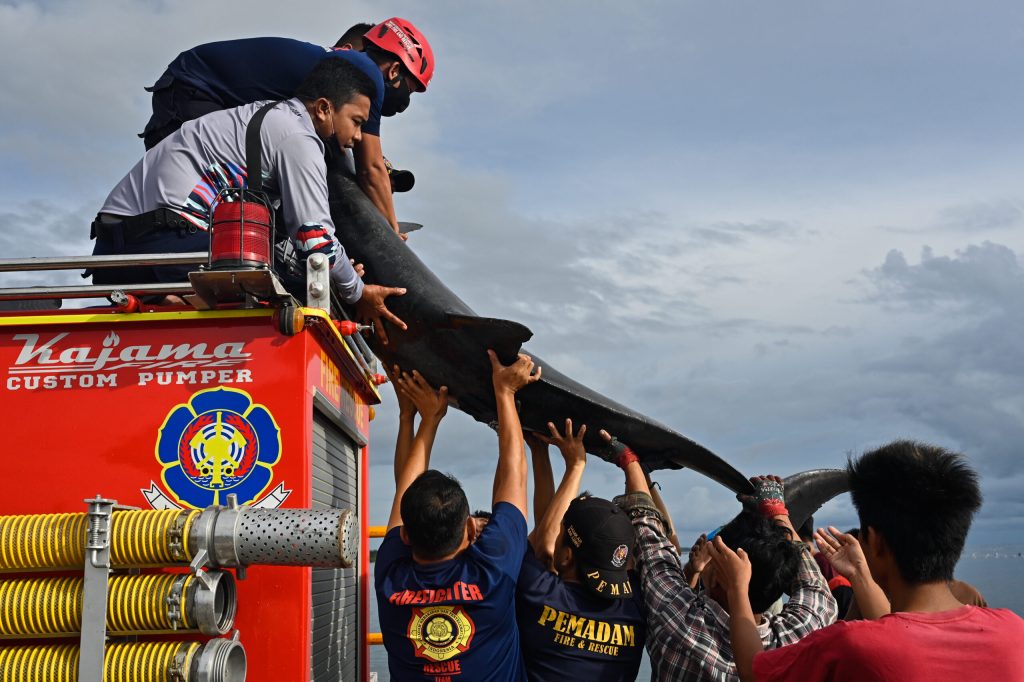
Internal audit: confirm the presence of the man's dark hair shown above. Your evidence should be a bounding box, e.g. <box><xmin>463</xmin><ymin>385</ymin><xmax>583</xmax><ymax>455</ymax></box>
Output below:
<box><xmin>849</xmin><ymin>440</ymin><xmax>981</xmax><ymax>584</ymax></box>
<box><xmin>718</xmin><ymin>511</ymin><xmax>801</xmax><ymax>613</ymax></box>
<box><xmin>294</xmin><ymin>58</ymin><xmax>376</xmax><ymax>108</ymax></box>
<box><xmin>334</xmin><ymin>22</ymin><xmax>374</xmax><ymax>48</ymax></box>
<box><xmin>401</xmin><ymin>470</ymin><xmax>470</xmax><ymax>560</ymax></box>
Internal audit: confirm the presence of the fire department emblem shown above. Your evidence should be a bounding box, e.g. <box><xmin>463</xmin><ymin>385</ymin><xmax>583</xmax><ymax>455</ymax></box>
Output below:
<box><xmin>150</xmin><ymin>387</ymin><xmax>284</xmax><ymax>509</ymax></box>
<box><xmin>408</xmin><ymin>605</ymin><xmax>475</xmax><ymax>662</ymax></box>
<box><xmin>611</xmin><ymin>544</ymin><xmax>629</xmax><ymax>568</ymax></box>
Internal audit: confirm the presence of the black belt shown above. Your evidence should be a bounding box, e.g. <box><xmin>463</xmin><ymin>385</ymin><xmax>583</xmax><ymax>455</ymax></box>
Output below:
<box><xmin>90</xmin><ymin>208</ymin><xmax>199</xmax><ymax>244</ymax></box>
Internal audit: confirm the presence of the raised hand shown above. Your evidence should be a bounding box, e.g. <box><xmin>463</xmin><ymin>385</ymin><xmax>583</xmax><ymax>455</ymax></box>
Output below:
<box><xmin>356</xmin><ymin>284</ymin><xmax>407</xmax><ymax>345</ymax></box>
<box><xmin>598</xmin><ymin>429</ymin><xmax>639</xmax><ymax>468</ymax></box>
<box><xmin>737</xmin><ymin>474</ymin><xmax>788</xmax><ymax>518</ymax></box>
<box><xmin>687</xmin><ymin>534</ymin><xmax>711</xmax><ymax>575</ymax></box>
<box><xmin>488</xmin><ymin>350</ymin><xmax>541</xmax><ymax>395</ymax></box>
<box><xmin>395</xmin><ymin>369</ymin><xmax>448</xmax><ymax>423</ymax></box>
<box><xmin>707</xmin><ymin>536</ymin><xmax>752</xmax><ymax>599</ymax></box>
<box><xmin>545</xmin><ymin>419</ymin><xmax>587</xmax><ymax>468</ymax></box>
<box><xmin>386</xmin><ymin>363</ymin><xmax>416</xmax><ymax>417</ymax></box>
<box><xmin>814</xmin><ymin>526</ymin><xmax>869</xmax><ymax>580</ymax></box>
<box><xmin>524</xmin><ymin>430</ymin><xmax>549</xmax><ymax>453</ymax></box>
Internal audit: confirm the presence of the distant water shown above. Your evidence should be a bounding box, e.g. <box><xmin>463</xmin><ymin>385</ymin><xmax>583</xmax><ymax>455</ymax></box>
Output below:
<box><xmin>954</xmin><ymin>544</ymin><xmax>1024</xmax><ymax>615</ymax></box>
<box><xmin>367</xmin><ymin>545</ymin><xmax>1024</xmax><ymax>681</ymax></box>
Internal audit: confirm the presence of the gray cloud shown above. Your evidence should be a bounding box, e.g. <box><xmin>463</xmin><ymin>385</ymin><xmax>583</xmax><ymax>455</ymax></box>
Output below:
<box><xmin>937</xmin><ymin>200</ymin><xmax>1024</xmax><ymax>233</ymax></box>
<box><xmin>0</xmin><ymin>200</ymin><xmax>96</xmax><ymax>290</ymax></box>
<box><xmin>859</xmin><ymin>243</ymin><xmax>1024</xmax><ymax>479</ymax></box>
<box><xmin>689</xmin><ymin>220</ymin><xmax>806</xmax><ymax>247</ymax></box>
<box><xmin>867</xmin><ymin>242</ymin><xmax>1023</xmax><ymax>311</ymax></box>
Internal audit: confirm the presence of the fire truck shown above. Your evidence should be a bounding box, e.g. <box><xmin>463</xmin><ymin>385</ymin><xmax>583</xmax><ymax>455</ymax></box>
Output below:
<box><xmin>0</xmin><ymin>231</ymin><xmax>386</xmax><ymax>680</ymax></box>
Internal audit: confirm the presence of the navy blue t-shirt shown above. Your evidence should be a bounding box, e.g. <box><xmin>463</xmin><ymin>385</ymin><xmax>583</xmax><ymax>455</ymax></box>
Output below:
<box><xmin>515</xmin><ymin>549</ymin><xmax>646</xmax><ymax>682</ymax></box>
<box><xmin>167</xmin><ymin>37</ymin><xmax>384</xmax><ymax>135</ymax></box>
<box><xmin>375</xmin><ymin>502</ymin><xmax>529</xmax><ymax>681</ymax></box>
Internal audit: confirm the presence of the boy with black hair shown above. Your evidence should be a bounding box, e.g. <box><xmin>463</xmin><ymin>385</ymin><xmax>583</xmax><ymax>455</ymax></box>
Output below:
<box><xmin>376</xmin><ymin>352</ymin><xmax>540</xmax><ymax>681</ymax></box>
<box><xmin>716</xmin><ymin>440</ymin><xmax>1024</xmax><ymax>682</ymax></box>
<box><xmin>93</xmin><ymin>59</ymin><xmax>406</xmax><ymax>336</ymax></box>
<box><xmin>606</xmin><ymin>433</ymin><xmax>836</xmax><ymax>681</ymax></box>
<box><xmin>515</xmin><ymin>420</ymin><xmax>646</xmax><ymax>681</ymax></box>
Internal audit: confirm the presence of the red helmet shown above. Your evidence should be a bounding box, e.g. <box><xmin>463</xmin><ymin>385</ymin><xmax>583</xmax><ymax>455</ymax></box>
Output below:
<box><xmin>364</xmin><ymin>17</ymin><xmax>435</xmax><ymax>92</ymax></box>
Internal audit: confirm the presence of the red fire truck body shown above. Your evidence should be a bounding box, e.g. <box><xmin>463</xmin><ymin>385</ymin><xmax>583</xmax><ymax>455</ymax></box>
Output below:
<box><xmin>0</xmin><ymin>305</ymin><xmax>379</xmax><ymax>681</ymax></box>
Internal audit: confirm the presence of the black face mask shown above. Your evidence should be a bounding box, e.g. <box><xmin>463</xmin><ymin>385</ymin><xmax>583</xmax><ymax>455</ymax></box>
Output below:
<box><xmin>381</xmin><ymin>75</ymin><xmax>411</xmax><ymax>117</ymax></box>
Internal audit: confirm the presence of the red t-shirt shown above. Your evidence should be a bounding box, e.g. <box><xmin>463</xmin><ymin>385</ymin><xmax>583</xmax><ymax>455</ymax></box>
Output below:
<box><xmin>753</xmin><ymin>605</ymin><xmax>1024</xmax><ymax>682</ymax></box>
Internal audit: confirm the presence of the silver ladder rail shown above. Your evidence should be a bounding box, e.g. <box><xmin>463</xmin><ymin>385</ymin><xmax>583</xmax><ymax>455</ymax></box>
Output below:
<box><xmin>0</xmin><ymin>251</ymin><xmax>378</xmax><ymax>376</ymax></box>
<box><xmin>0</xmin><ymin>252</ymin><xmax>207</xmax><ymax>301</ymax></box>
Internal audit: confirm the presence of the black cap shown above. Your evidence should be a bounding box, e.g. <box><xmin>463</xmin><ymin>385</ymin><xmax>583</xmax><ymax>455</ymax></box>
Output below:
<box><xmin>563</xmin><ymin>496</ymin><xmax>636</xmax><ymax>600</ymax></box>
<box><xmin>384</xmin><ymin>156</ymin><xmax>415</xmax><ymax>193</ymax></box>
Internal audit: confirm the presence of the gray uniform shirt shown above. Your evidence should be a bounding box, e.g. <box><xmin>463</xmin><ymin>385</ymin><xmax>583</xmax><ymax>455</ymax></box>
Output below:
<box><xmin>102</xmin><ymin>98</ymin><xmax>363</xmax><ymax>303</ymax></box>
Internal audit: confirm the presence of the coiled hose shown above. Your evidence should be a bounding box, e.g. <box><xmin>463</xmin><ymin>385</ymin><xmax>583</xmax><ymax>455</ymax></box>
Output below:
<box><xmin>0</xmin><ymin>640</ymin><xmax>198</xmax><ymax>682</ymax></box>
<box><xmin>0</xmin><ymin>513</ymin><xmax>86</xmax><ymax>571</ymax></box>
<box><xmin>0</xmin><ymin>510</ymin><xmax>198</xmax><ymax>571</ymax></box>
<box><xmin>0</xmin><ymin>574</ymin><xmax>208</xmax><ymax>636</ymax></box>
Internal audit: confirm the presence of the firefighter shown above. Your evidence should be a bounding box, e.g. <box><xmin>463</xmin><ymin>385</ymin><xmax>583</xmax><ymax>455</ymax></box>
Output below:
<box><xmin>91</xmin><ymin>58</ymin><xmax>407</xmax><ymax>343</ymax></box>
<box><xmin>376</xmin><ymin>353</ymin><xmax>541</xmax><ymax>681</ymax></box>
<box><xmin>139</xmin><ymin>18</ymin><xmax>435</xmax><ymax>238</ymax></box>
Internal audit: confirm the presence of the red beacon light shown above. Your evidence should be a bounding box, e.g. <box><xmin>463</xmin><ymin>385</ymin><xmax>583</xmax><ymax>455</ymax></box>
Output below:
<box><xmin>209</xmin><ymin>188</ymin><xmax>274</xmax><ymax>271</ymax></box>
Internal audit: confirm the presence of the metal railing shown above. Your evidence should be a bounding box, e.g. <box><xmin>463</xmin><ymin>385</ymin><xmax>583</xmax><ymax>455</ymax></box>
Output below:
<box><xmin>0</xmin><ymin>252</ymin><xmax>206</xmax><ymax>302</ymax></box>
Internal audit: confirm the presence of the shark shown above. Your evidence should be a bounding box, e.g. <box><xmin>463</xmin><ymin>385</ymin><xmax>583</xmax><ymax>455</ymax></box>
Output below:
<box><xmin>327</xmin><ymin>169</ymin><xmax>850</xmax><ymax>517</ymax></box>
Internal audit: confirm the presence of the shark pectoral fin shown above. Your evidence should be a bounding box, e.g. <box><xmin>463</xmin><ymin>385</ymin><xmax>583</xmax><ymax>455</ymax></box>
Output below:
<box><xmin>442</xmin><ymin>314</ymin><xmax>534</xmax><ymax>363</ymax></box>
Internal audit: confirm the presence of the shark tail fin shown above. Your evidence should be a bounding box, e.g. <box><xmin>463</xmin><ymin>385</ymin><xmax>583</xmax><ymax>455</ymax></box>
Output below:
<box><xmin>441</xmin><ymin>314</ymin><xmax>533</xmax><ymax>363</ymax></box>
<box><xmin>784</xmin><ymin>468</ymin><xmax>850</xmax><ymax>531</ymax></box>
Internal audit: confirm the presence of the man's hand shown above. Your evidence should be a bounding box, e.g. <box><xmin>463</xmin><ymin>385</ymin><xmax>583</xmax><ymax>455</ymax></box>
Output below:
<box><xmin>597</xmin><ymin>429</ymin><xmax>640</xmax><ymax>469</ymax></box>
<box><xmin>683</xmin><ymin>534</ymin><xmax>711</xmax><ymax>587</ymax></box>
<box><xmin>707</xmin><ymin>536</ymin><xmax>752</xmax><ymax>599</ymax></box>
<box><xmin>737</xmin><ymin>474</ymin><xmax>788</xmax><ymax>519</ymax></box>
<box><xmin>710</xmin><ymin>536</ymin><xmax>762</xmax><ymax>682</ymax></box>
<box><xmin>395</xmin><ymin>369</ymin><xmax>448</xmax><ymax>424</ymax></box>
<box><xmin>814</xmin><ymin>526</ymin><xmax>869</xmax><ymax>580</ymax></box>
<box><xmin>385</xmin><ymin>364</ymin><xmax>416</xmax><ymax>418</ymax></box>
<box><xmin>524</xmin><ymin>430</ymin><xmax>549</xmax><ymax>454</ymax></box>
<box><xmin>686</xmin><ymin>534</ymin><xmax>711</xmax><ymax>574</ymax></box>
<box><xmin>488</xmin><ymin>350</ymin><xmax>541</xmax><ymax>395</ymax></box>
<box><xmin>355</xmin><ymin>284</ymin><xmax>407</xmax><ymax>345</ymax></box>
<box><xmin>817</xmin><ymin>526</ymin><xmax>891</xmax><ymax>620</ymax></box>
<box><xmin>545</xmin><ymin>419</ymin><xmax>587</xmax><ymax>469</ymax></box>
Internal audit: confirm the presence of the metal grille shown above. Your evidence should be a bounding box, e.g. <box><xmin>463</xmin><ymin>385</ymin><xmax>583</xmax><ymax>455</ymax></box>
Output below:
<box><xmin>311</xmin><ymin>411</ymin><xmax>360</xmax><ymax>682</ymax></box>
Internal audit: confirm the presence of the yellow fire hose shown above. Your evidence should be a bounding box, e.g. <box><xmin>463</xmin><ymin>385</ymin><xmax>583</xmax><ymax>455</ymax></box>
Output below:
<box><xmin>0</xmin><ymin>640</ymin><xmax>198</xmax><ymax>682</ymax></box>
<box><xmin>0</xmin><ymin>574</ymin><xmax>203</xmax><ymax>636</ymax></box>
<box><xmin>0</xmin><ymin>510</ymin><xmax>198</xmax><ymax>571</ymax></box>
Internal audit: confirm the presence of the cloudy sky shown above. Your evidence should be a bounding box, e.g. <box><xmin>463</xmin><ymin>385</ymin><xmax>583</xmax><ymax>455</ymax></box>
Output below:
<box><xmin>2</xmin><ymin>0</ymin><xmax>1022</xmax><ymax>549</ymax></box>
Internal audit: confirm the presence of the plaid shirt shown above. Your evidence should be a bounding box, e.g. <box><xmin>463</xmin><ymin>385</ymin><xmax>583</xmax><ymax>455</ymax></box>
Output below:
<box><xmin>632</xmin><ymin>511</ymin><xmax>837</xmax><ymax>682</ymax></box>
